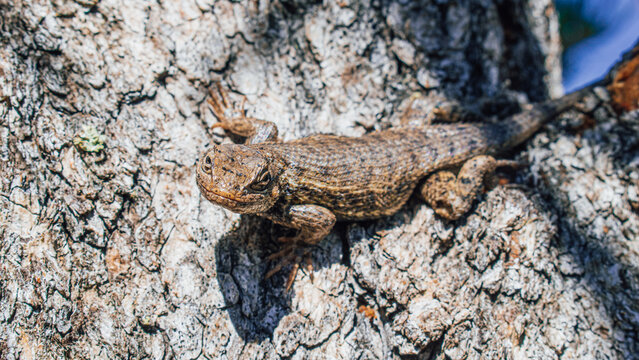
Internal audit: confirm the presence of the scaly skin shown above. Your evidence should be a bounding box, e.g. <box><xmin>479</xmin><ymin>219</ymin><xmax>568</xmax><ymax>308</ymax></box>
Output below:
<box><xmin>195</xmin><ymin>82</ymin><xmax>600</xmax><ymax>288</ymax></box>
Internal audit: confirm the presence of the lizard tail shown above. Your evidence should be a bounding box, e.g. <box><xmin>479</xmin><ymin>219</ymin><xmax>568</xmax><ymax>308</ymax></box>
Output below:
<box><xmin>496</xmin><ymin>78</ymin><xmax>608</xmax><ymax>150</ymax></box>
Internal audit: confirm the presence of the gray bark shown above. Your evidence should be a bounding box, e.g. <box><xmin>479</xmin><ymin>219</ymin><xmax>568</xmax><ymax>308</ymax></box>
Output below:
<box><xmin>1</xmin><ymin>0</ymin><xmax>638</xmax><ymax>359</ymax></box>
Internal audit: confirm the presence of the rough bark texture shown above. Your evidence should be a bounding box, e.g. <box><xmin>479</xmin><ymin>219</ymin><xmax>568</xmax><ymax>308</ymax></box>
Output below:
<box><xmin>1</xmin><ymin>0</ymin><xmax>638</xmax><ymax>359</ymax></box>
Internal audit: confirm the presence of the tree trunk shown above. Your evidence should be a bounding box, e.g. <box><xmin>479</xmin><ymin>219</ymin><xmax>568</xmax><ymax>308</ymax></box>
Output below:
<box><xmin>1</xmin><ymin>0</ymin><xmax>638</xmax><ymax>358</ymax></box>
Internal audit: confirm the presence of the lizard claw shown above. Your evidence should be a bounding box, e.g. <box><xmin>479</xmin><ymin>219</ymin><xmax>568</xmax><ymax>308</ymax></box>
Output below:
<box><xmin>285</xmin><ymin>262</ymin><xmax>300</xmax><ymax>291</ymax></box>
<box><xmin>207</xmin><ymin>83</ymin><xmax>251</xmax><ymax>134</ymax></box>
<box><xmin>264</xmin><ymin>241</ymin><xmax>313</xmax><ymax>291</ymax></box>
<box><xmin>266</xmin><ymin>244</ymin><xmax>294</xmax><ymax>261</ymax></box>
<box><xmin>207</xmin><ymin>83</ymin><xmax>231</xmax><ymax>121</ymax></box>
<box><xmin>305</xmin><ymin>255</ymin><xmax>314</xmax><ymax>282</ymax></box>
<box><xmin>495</xmin><ymin>159</ymin><xmax>523</xmax><ymax>169</ymax></box>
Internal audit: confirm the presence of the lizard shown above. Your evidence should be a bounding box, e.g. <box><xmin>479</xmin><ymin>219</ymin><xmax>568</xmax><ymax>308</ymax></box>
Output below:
<box><xmin>196</xmin><ymin>81</ymin><xmax>601</xmax><ymax>289</ymax></box>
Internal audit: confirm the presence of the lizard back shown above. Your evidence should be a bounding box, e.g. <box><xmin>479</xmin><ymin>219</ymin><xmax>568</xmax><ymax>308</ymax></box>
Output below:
<box><xmin>256</xmin><ymin>124</ymin><xmax>500</xmax><ymax>220</ymax></box>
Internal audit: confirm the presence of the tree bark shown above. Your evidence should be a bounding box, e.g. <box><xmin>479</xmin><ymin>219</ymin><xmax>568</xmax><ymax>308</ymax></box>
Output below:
<box><xmin>1</xmin><ymin>0</ymin><xmax>638</xmax><ymax>359</ymax></box>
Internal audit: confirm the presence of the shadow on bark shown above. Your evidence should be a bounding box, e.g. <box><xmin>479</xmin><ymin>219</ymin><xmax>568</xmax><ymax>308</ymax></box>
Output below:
<box><xmin>548</xmin><ymin>114</ymin><xmax>639</xmax><ymax>354</ymax></box>
<box><xmin>213</xmin><ymin>214</ymin><xmax>355</xmax><ymax>341</ymax></box>
<box><xmin>213</xmin><ymin>215</ymin><xmax>284</xmax><ymax>341</ymax></box>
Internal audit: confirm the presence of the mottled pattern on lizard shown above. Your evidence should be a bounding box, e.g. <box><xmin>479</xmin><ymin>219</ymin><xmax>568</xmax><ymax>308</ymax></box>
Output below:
<box><xmin>196</xmin><ymin>83</ymin><xmax>599</xmax><ymax>288</ymax></box>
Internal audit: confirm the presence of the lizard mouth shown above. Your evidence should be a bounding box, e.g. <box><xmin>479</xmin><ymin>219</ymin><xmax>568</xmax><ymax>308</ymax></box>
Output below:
<box><xmin>199</xmin><ymin>186</ymin><xmax>244</xmax><ymax>203</ymax></box>
<box><xmin>198</xmin><ymin>185</ymin><xmax>268</xmax><ymax>215</ymax></box>
<box><xmin>196</xmin><ymin>171</ymin><xmax>258</xmax><ymax>212</ymax></box>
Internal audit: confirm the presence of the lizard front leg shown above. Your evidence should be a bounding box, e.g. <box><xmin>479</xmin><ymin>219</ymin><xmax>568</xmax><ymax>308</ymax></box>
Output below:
<box><xmin>261</xmin><ymin>204</ymin><xmax>336</xmax><ymax>290</ymax></box>
<box><xmin>421</xmin><ymin>155</ymin><xmax>517</xmax><ymax>220</ymax></box>
<box><xmin>207</xmin><ymin>83</ymin><xmax>278</xmax><ymax>144</ymax></box>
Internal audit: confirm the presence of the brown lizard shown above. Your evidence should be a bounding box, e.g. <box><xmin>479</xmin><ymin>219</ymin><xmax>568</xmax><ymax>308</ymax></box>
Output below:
<box><xmin>196</xmin><ymin>82</ymin><xmax>601</xmax><ymax>289</ymax></box>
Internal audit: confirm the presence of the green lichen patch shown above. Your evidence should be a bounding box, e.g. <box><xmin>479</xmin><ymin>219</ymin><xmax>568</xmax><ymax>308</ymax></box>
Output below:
<box><xmin>73</xmin><ymin>125</ymin><xmax>106</xmax><ymax>153</ymax></box>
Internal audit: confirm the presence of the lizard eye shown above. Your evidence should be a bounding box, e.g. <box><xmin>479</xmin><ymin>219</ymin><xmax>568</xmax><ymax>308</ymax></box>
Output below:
<box><xmin>249</xmin><ymin>168</ymin><xmax>271</xmax><ymax>192</ymax></box>
<box><xmin>201</xmin><ymin>154</ymin><xmax>213</xmax><ymax>173</ymax></box>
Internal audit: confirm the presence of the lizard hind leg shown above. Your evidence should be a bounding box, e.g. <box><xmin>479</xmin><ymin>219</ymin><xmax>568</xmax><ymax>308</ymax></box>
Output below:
<box><xmin>420</xmin><ymin>155</ymin><xmax>516</xmax><ymax>220</ymax></box>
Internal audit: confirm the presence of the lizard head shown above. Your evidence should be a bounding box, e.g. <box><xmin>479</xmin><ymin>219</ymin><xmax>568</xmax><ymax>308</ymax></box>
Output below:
<box><xmin>196</xmin><ymin>144</ymin><xmax>281</xmax><ymax>214</ymax></box>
